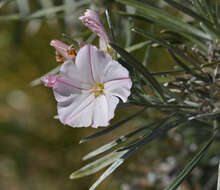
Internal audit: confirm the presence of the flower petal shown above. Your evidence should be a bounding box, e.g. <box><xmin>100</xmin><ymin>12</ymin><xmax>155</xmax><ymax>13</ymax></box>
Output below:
<box><xmin>76</xmin><ymin>45</ymin><xmax>112</xmax><ymax>83</ymax></box>
<box><xmin>105</xmin><ymin>94</ymin><xmax>119</xmax><ymax>121</ymax></box>
<box><xmin>92</xmin><ymin>95</ymin><xmax>109</xmax><ymax>128</ymax></box>
<box><xmin>102</xmin><ymin>60</ymin><xmax>130</xmax><ymax>83</ymax></box>
<box><xmin>53</xmin><ymin>76</ymin><xmax>90</xmax><ymax>103</ymax></box>
<box><xmin>74</xmin><ymin>45</ymin><xmax>95</xmax><ymax>83</ymax></box>
<box><xmin>50</xmin><ymin>40</ymin><xmax>69</xmax><ymax>58</ymax></box>
<box><xmin>57</xmin><ymin>93</ymin><xmax>95</xmax><ymax>127</ymax></box>
<box><xmin>102</xmin><ymin>60</ymin><xmax>132</xmax><ymax>102</ymax></box>
<box><xmin>104</xmin><ymin>79</ymin><xmax>132</xmax><ymax>102</ymax></box>
<box><xmin>59</xmin><ymin>60</ymin><xmax>92</xmax><ymax>87</ymax></box>
<box><xmin>89</xmin><ymin>45</ymin><xmax>112</xmax><ymax>82</ymax></box>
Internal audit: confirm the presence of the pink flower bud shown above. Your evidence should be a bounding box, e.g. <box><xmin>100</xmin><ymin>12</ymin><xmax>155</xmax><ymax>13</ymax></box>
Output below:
<box><xmin>41</xmin><ymin>75</ymin><xmax>57</xmax><ymax>88</ymax></box>
<box><xmin>79</xmin><ymin>9</ymin><xmax>110</xmax><ymax>51</ymax></box>
<box><xmin>50</xmin><ymin>40</ymin><xmax>76</xmax><ymax>63</ymax></box>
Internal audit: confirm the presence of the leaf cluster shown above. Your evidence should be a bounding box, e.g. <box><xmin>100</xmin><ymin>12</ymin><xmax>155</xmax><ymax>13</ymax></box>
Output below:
<box><xmin>69</xmin><ymin>0</ymin><xmax>220</xmax><ymax>189</ymax></box>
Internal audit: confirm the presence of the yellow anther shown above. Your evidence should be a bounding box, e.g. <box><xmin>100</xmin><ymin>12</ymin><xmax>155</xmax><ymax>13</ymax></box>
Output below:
<box><xmin>92</xmin><ymin>83</ymin><xmax>104</xmax><ymax>96</ymax></box>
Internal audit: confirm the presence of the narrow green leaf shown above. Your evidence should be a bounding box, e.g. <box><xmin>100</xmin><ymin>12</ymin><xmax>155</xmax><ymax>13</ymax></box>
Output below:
<box><xmin>151</xmin><ymin>60</ymin><xmax>220</xmax><ymax>76</ymax></box>
<box><xmin>0</xmin><ymin>0</ymin><xmax>12</xmax><ymax>9</ymax></box>
<box><xmin>0</xmin><ymin>14</ymin><xmax>20</xmax><ymax>21</ymax></box>
<box><xmin>69</xmin><ymin>150</ymin><xmax>127</xmax><ymax>179</ymax></box>
<box><xmin>83</xmin><ymin>112</ymin><xmax>175</xmax><ymax>165</ymax></box>
<box><xmin>116</xmin><ymin>113</ymin><xmax>177</xmax><ymax>151</ymax></box>
<box><xmin>200</xmin><ymin>22</ymin><xmax>219</xmax><ymax>41</ymax></box>
<box><xmin>105</xmin><ymin>9</ymin><xmax>116</xmax><ymax>43</ymax></box>
<box><xmin>87</xmin><ymin>114</ymin><xmax>188</xmax><ymax>190</ymax></box>
<box><xmin>61</xmin><ymin>33</ymin><xmax>79</xmax><ymax>50</ymax></box>
<box><xmin>200</xmin><ymin>0</ymin><xmax>215</xmax><ymax>23</ymax></box>
<box><xmin>79</xmin><ymin>108</ymin><xmax>146</xmax><ymax>144</ymax></box>
<box><xmin>168</xmin><ymin>50</ymin><xmax>197</xmax><ymax>76</ymax></box>
<box><xmin>110</xmin><ymin>43</ymin><xmax>166</xmax><ymax>101</ymax></box>
<box><xmin>134</xmin><ymin>102</ymin><xmax>197</xmax><ymax>110</ymax></box>
<box><xmin>188</xmin><ymin>110</ymin><xmax>220</xmax><ymax>121</ymax></box>
<box><xmin>83</xmin><ymin>120</ymin><xmax>159</xmax><ymax>160</ymax></box>
<box><xmin>170</xmin><ymin>0</ymin><xmax>220</xmax><ymax>34</ymax></box>
<box><xmin>143</xmin><ymin>25</ymin><xmax>155</xmax><ymax>66</ymax></box>
<box><xmin>143</xmin><ymin>44</ymin><xmax>152</xmax><ymax>66</ymax></box>
<box><xmin>86</xmin><ymin>33</ymin><xmax>97</xmax><ymax>44</ymax></box>
<box><xmin>116</xmin><ymin>0</ymin><xmax>211</xmax><ymax>40</ymax></box>
<box><xmin>216</xmin><ymin>0</ymin><xmax>219</xmax><ymax>24</ymax></box>
<box><xmin>152</xmin><ymin>69</ymin><xmax>185</xmax><ymax>75</ymax></box>
<box><xmin>125</xmin><ymin>41</ymin><xmax>152</xmax><ymax>53</ymax></box>
<box><xmin>116</xmin><ymin>11</ymin><xmax>207</xmax><ymax>52</ymax></box>
<box><xmin>192</xmin><ymin>0</ymin><xmax>206</xmax><ymax>17</ymax></box>
<box><xmin>83</xmin><ymin>140</ymin><xmax>121</xmax><ymax>161</ymax></box>
<box><xmin>0</xmin><ymin>0</ymin><xmax>90</xmax><ymax>21</ymax></box>
<box><xmin>164</xmin><ymin>0</ymin><xmax>209</xmax><ymax>23</ymax></box>
<box><xmin>27</xmin><ymin>1</ymin><xmax>89</xmax><ymax>20</ymax></box>
<box><xmin>39</xmin><ymin>0</ymin><xmax>57</xmax><ymax>24</ymax></box>
<box><xmin>165</xmin><ymin>134</ymin><xmax>216</xmax><ymax>190</ymax></box>
<box><xmin>132</xmin><ymin>28</ymin><xmax>208</xmax><ymax>81</ymax></box>
<box><xmin>115</xmin><ymin>10</ymin><xmax>152</xmax><ymax>23</ymax></box>
<box><xmin>89</xmin><ymin>159</ymin><xmax>124</xmax><ymax>190</ymax></box>
<box><xmin>132</xmin><ymin>28</ymin><xmax>198</xmax><ymax>66</ymax></box>
<box><xmin>120</xmin><ymin>115</ymin><xmax>190</xmax><ymax>159</ymax></box>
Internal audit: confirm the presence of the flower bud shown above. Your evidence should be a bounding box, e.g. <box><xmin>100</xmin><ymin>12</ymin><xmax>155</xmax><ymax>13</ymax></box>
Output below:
<box><xmin>79</xmin><ymin>9</ymin><xmax>110</xmax><ymax>51</ymax></box>
<box><xmin>50</xmin><ymin>40</ymin><xmax>76</xmax><ymax>63</ymax></box>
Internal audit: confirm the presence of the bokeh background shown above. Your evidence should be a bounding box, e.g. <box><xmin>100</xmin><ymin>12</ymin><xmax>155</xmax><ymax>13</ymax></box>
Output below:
<box><xmin>0</xmin><ymin>0</ymin><xmax>219</xmax><ymax>190</ymax></box>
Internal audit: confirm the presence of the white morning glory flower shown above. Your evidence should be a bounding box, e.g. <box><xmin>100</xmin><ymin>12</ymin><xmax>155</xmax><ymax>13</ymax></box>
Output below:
<box><xmin>41</xmin><ymin>45</ymin><xmax>132</xmax><ymax>128</ymax></box>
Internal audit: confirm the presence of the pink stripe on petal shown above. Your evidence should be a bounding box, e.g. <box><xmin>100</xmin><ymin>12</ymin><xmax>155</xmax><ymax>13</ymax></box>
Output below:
<box><xmin>88</xmin><ymin>45</ymin><xmax>95</xmax><ymax>82</ymax></box>
<box><xmin>86</xmin><ymin>45</ymin><xmax>112</xmax><ymax>83</ymax></box>
<box><xmin>101</xmin><ymin>60</ymin><xmax>130</xmax><ymax>83</ymax></box>
<box><xmin>104</xmin><ymin>77</ymin><xmax>130</xmax><ymax>84</ymax></box>
<box><xmin>75</xmin><ymin>45</ymin><xmax>95</xmax><ymax>84</ymax></box>
<box><xmin>56</xmin><ymin>78</ymin><xmax>90</xmax><ymax>90</ymax></box>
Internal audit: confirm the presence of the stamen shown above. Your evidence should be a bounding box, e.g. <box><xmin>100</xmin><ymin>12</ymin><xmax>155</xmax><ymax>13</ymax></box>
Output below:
<box><xmin>56</xmin><ymin>51</ymin><xmax>65</xmax><ymax>63</ymax></box>
<box><xmin>92</xmin><ymin>83</ymin><xmax>104</xmax><ymax>96</ymax></box>
<box><xmin>67</xmin><ymin>45</ymin><xmax>76</xmax><ymax>59</ymax></box>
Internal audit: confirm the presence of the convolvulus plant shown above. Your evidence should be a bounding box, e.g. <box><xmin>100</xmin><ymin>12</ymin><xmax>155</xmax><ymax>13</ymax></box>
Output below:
<box><xmin>31</xmin><ymin>0</ymin><xmax>220</xmax><ymax>189</ymax></box>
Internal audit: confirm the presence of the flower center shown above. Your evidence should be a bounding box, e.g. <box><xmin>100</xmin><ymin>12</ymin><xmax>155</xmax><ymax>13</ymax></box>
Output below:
<box><xmin>67</xmin><ymin>45</ymin><xmax>76</xmax><ymax>59</ymax></box>
<box><xmin>92</xmin><ymin>83</ymin><xmax>104</xmax><ymax>96</ymax></box>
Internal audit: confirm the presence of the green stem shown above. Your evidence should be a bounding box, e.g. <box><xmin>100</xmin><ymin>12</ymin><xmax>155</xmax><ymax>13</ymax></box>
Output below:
<box><xmin>151</xmin><ymin>60</ymin><xmax>220</xmax><ymax>76</ymax></box>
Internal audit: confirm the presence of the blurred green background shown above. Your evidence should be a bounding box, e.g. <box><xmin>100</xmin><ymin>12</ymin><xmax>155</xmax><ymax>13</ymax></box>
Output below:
<box><xmin>0</xmin><ymin>0</ymin><xmax>219</xmax><ymax>190</ymax></box>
